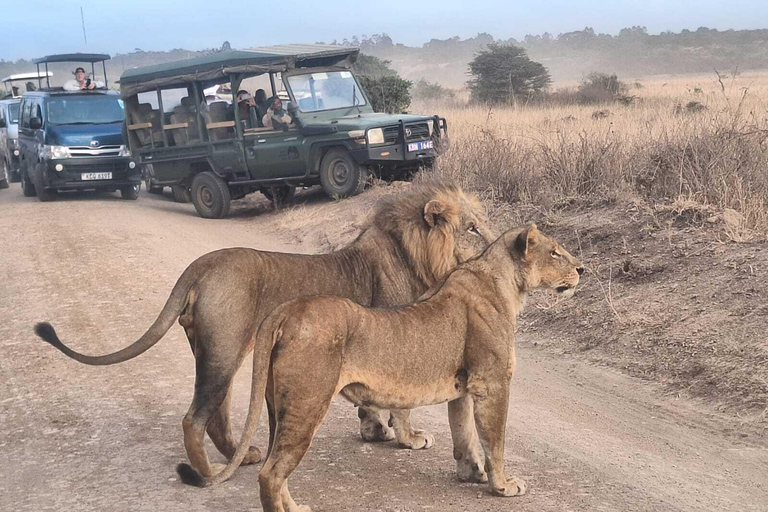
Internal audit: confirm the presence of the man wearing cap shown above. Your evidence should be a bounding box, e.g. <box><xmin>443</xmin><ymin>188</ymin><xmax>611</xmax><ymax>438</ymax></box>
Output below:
<box><xmin>236</xmin><ymin>90</ymin><xmax>259</xmax><ymax>129</ymax></box>
<box><xmin>63</xmin><ymin>67</ymin><xmax>104</xmax><ymax>91</ymax></box>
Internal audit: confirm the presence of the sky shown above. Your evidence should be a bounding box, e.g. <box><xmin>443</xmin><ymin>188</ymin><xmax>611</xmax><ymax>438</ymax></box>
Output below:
<box><xmin>3</xmin><ymin>0</ymin><xmax>767</xmax><ymax>61</ymax></box>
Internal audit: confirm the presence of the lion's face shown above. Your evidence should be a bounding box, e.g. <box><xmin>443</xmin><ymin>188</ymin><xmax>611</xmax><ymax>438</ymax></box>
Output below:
<box><xmin>422</xmin><ymin>191</ymin><xmax>496</xmax><ymax>282</ymax></box>
<box><xmin>511</xmin><ymin>225</ymin><xmax>583</xmax><ymax>297</ymax></box>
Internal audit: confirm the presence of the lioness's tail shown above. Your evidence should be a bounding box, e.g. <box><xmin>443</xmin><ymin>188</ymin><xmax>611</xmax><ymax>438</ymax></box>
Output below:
<box><xmin>34</xmin><ymin>263</ymin><xmax>200</xmax><ymax>365</ymax></box>
<box><xmin>177</xmin><ymin>311</ymin><xmax>283</xmax><ymax>488</ymax></box>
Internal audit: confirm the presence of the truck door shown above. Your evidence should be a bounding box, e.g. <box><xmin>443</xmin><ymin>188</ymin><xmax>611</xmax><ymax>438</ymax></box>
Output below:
<box><xmin>242</xmin><ymin>127</ymin><xmax>307</xmax><ymax>180</ymax></box>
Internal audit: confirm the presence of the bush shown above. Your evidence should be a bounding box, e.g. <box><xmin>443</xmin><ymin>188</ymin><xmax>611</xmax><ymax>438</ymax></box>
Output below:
<box><xmin>412</xmin><ymin>79</ymin><xmax>455</xmax><ymax>101</ymax></box>
<box><xmin>577</xmin><ymin>72</ymin><xmax>629</xmax><ymax>104</ymax></box>
<box><xmin>358</xmin><ymin>75</ymin><xmax>412</xmax><ymax>113</ymax></box>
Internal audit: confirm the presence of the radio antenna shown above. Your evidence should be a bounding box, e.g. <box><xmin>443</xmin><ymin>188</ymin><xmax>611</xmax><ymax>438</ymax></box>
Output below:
<box><xmin>81</xmin><ymin>6</ymin><xmax>88</xmax><ymax>44</ymax></box>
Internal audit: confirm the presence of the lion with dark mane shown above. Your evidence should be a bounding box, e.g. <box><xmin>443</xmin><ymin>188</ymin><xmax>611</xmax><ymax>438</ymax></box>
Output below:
<box><xmin>178</xmin><ymin>224</ymin><xmax>584</xmax><ymax>512</ymax></box>
<box><xmin>34</xmin><ymin>181</ymin><xmax>495</xmax><ymax>481</ymax></box>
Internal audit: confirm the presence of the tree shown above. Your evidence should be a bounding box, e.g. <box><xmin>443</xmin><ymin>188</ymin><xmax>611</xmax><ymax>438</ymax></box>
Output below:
<box><xmin>468</xmin><ymin>43</ymin><xmax>551</xmax><ymax>104</ymax></box>
<box><xmin>353</xmin><ymin>54</ymin><xmax>397</xmax><ymax>78</ymax></box>
<box><xmin>352</xmin><ymin>54</ymin><xmax>411</xmax><ymax>113</ymax></box>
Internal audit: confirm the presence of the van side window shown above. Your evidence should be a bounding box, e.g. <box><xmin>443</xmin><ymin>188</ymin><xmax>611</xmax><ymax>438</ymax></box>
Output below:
<box><xmin>34</xmin><ymin>102</ymin><xmax>43</xmax><ymax>124</ymax></box>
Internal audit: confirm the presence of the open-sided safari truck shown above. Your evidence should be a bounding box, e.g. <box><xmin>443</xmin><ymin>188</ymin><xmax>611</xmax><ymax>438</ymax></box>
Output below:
<box><xmin>119</xmin><ymin>44</ymin><xmax>448</xmax><ymax>218</ymax></box>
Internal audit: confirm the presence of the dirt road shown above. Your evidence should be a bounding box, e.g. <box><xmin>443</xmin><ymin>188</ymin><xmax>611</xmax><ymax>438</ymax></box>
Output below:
<box><xmin>1</xmin><ymin>185</ymin><xmax>766</xmax><ymax>511</ymax></box>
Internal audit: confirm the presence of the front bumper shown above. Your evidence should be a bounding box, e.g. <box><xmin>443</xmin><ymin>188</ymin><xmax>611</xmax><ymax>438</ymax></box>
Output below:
<box><xmin>43</xmin><ymin>156</ymin><xmax>140</xmax><ymax>190</ymax></box>
<box><xmin>350</xmin><ymin>116</ymin><xmax>449</xmax><ymax>167</ymax></box>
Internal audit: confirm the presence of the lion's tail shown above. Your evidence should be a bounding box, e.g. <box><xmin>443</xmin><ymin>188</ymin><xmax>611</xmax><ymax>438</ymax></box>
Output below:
<box><xmin>33</xmin><ymin>263</ymin><xmax>200</xmax><ymax>366</ymax></box>
<box><xmin>177</xmin><ymin>311</ymin><xmax>283</xmax><ymax>488</ymax></box>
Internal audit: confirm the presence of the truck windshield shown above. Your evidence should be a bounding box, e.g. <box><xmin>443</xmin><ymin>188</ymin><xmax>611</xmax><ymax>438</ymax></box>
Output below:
<box><xmin>47</xmin><ymin>96</ymin><xmax>124</xmax><ymax>125</ymax></box>
<box><xmin>287</xmin><ymin>71</ymin><xmax>366</xmax><ymax>112</ymax></box>
<box><xmin>9</xmin><ymin>103</ymin><xmax>20</xmax><ymax>123</ymax></box>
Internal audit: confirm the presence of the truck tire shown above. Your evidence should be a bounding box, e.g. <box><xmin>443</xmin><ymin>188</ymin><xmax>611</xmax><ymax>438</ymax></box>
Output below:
<box><xmin>120</xmin><ymin>184</ymin><xmax>140</xmax><ymax>200</ymax></box>
<box><xmin>261</xmin><ymin>185</ymin><xmax>296</xmax><ymax>204</ymax></box>
<box><xmin>319</xmin><ymin>148</ymin><xmax>368</xmax><ymax>199</ymax></box>
<box><xmin>34</xmin><ymin>163</ymin><xmax>55</xmax><ymax>202</ymax></box>
<box><xmin>171</xmin><ymin>184</ymin><xmax>192</xmax><ymax>203</ymax></box>
<box><xmin>191</xmin><ymin>172</ymin><xmax>231</xmax><ymax>219</ymax></box>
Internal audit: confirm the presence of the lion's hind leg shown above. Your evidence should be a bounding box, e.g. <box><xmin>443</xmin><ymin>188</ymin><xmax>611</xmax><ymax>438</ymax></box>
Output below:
<box><xmin>206</xmin><ymin>386</ymin><xmax>262</xmax><ymax>465</ymax></box>
<box><xmin>258</xmin><ymin>379</ymin><xmax>336</xmax><ymax>512</ymax></box>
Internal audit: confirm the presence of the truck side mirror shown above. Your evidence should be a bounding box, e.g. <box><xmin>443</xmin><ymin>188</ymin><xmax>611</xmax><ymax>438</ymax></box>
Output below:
<box><xmin>0</xmin><ymin>118</ymin><xmax>6</xmax><ymax>129</ymax></box>
<box><xmin>30</xmin><ymin>117</ymin><xmax>43</xmax><ymax>130</ymax></box>
<box><xmin>286</xmin><ymin>101</ymin><xmax>298</xmax><ymax>113</ymax></box>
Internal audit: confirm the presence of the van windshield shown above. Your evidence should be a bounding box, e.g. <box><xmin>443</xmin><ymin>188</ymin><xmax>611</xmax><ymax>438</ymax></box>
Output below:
<box><xmin>287</xmin><ymin>71</ymin><xmax>366</xmax><ymax>112</ymax></box>
<box><xmin>47</xmin><ymin>96</ymin><xmax>124</xmax><ymax>125</ymax></box>
<box><xmin>8</xmin><ymin>103</ymin><xmax>20</xmax><ymax>123</ymax></box>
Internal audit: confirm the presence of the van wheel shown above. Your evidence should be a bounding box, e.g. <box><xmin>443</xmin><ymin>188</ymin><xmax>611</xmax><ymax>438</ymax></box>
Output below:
<box><xmin>171</xmin><ymin>184</ymin><xmax>192</xmax><ymax>203</ymax></box>
<box><xmin>261</xmin><ymin>185</ymin><xmax>296</xmax><ymax>204</ymax></box>
<box><xmin>0</xmin><ymin>159</ymin><xmax>9</xmax><ymax>189</ymax></box>
<box><xmin>34</xmin><ymin>163</ymin><xmax>55</xmax><ymax>202</ymax></box>
<box><xmin>120</xmin><ymin>184</ymin><xmax>140</xmax><ymax>200</ymax></box>
<box><xmin>320</xmin><ymin>148</ymin><xmax>368</xmax><ymax>199</ymax></box>
<box><xmin>191</xmin><ymin>172</ymin><xmax>231</xmax><ymax>219</ymax></box>
<box><xmin>21</xmin><ymin>168</ymin><xmax>36</xmax><ymax>197</ymax></box>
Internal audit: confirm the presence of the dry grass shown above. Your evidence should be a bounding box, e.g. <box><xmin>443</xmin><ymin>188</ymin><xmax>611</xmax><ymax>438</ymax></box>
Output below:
<box><xmin>416</xmin><ymin>71</ymin><xmax>768</xmax><ymax>238</ymax></box>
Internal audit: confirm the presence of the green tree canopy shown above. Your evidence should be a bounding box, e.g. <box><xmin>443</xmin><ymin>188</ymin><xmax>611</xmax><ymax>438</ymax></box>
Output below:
<box><xmin>468</xmin><ymin>43</ymin><xmax>551</xmax><ymax>103</ymax></box>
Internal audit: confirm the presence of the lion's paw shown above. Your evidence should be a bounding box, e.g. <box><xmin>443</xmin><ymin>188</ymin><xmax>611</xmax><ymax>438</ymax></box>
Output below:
<box><xmin>241</xmin><ymin>446</ymin><xmax>262</xmax><ymax>465</ymax></box>
<box><xmin>456</xmin><ymin>458</ymin><xmax>488</xmax><ymax>483</ymax></box>
<box><xmin>492</xmin><ymin>477</ymin><xmax>527</xmax><ymax>497</ymax></box>
<box><xmin>287</xmin><ymin>506</ymin><xmax>312</xmax><ymax>512</ymax></box>
<box><xmin>399</xmin><ymin>430</ymin><xmax>435</xmax><ymax>450</ymax></box>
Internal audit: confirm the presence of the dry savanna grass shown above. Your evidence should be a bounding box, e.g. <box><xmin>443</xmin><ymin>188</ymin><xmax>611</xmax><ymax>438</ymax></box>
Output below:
<box><xmin>409</xmin><ymin>71</ymin><xmax>768</xmax><ymax>423</ymax></box>
<box><xmin>415</xmin><ymin>71</ymin><xmax>768</xmax><ymax>240</ymax></box>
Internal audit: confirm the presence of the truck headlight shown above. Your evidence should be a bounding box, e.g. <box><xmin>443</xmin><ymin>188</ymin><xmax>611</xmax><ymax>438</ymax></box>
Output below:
<box><xmin>428</xmin><ymin>121</ymin><xmax>434</xmax><ymax>137</ymax></box>
<box><xmin>118</xmin><ymin>145</ymin><xmax>131</xmax><ymax>157</ymax></box>
<box><xmin>42</xmin><ymin>145</ymin><xmax>71</xmax><ymax>159</ymax></box>
<box><xmin>366</xmin><ymin>128</ymin><xmax>384</xmax><ymax>145</ymax></box>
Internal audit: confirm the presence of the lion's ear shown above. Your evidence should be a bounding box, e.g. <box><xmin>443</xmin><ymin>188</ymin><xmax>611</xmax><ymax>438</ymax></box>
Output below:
<box><xmin>424</xmin><ymin>200</ymin><xmax>445</xmax><ymax>228</ymax></box>
<box><xmin>512</xmin><ymin>223</ymin><xmax>539</xmax><ymax>257</ymax></box>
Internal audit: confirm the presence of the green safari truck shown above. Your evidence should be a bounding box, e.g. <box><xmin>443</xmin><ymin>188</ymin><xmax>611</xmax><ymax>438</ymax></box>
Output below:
<box><xmin>119</xmin><ymin>44</ymin><xmax>448</xmax><ymax>218</ymax></box>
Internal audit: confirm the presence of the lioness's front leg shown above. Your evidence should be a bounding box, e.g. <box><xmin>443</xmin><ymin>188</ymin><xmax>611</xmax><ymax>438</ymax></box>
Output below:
<box><xmin>472</xmin><ymin>381</ymin><xmax>527</xmax><ymax>497</ymax></box>
<box><xmin>448</xmin><ymin>395</ymin><xmax>487</xmax><ymax>482</ymax></box>
<box><xmin>390</xmin><ymin>409</ymin><xmax>434</xmax><ymax>450</ymax></box>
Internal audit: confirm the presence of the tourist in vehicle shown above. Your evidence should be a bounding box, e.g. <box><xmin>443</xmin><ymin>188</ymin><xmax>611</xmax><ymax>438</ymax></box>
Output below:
<box><xmin>262</xmin><ymin>97</ymin><xmax>292</xmax><ymax>130</ymax></box>
<box><xmin>236</xmin><ymin>90</ymin><xmax>259</xmax><ymax>128</ymax></box>
<box><xmin>63</xmin><ymin>67</ymin><xmax>104</xmax><ymax>91</ymax></box>
<box><xmin>254</xmin><ymin>89</ymin><xmax>270</xmax><ymax>121</ymax></box>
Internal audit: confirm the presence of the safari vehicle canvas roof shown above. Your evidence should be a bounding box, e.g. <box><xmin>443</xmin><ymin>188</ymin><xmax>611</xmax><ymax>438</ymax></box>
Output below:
<box><xmin>3</xmin><ymin>71</ymin><xmax>53</xmax><ymax>83</ymax></box>
<box><xmin>32</xmin><ymin>53</ymin><xmax>111</xmax><ymax>64</ymax></box>
<box><xmin>119</xmin><ymin>44</ymin><xmax>359</xmax><ymax>97</ymax></box>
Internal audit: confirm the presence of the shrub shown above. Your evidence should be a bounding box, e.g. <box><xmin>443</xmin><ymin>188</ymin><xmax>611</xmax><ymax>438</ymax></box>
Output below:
<box><xmin>412</xmin><ymin>79</ymin><xmax>455</xmax><ymax>101</ymax></box>
<box><xmin>577</xmin><ymin>72</ymin><xmax>629</xmax><ymax>104</ymax></box>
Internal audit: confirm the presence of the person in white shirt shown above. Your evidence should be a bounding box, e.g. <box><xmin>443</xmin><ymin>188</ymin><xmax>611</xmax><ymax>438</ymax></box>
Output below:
<box><xmin>63</xmin><ymin>67</ymin><xmax>104</xmax><ymax>91</ymax></box>
<box><xmin>261</xmin><ymin>97</ymin><xmax>292</xmax><ymax>130</ymax></box>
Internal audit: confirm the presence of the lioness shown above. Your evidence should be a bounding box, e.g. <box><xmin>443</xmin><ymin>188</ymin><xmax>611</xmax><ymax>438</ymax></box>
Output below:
<box><xmin>34</xmin><ymin>182</ymin><xmax>495</xmax><ymax>481</ymax></box>
<box><xmin>178</xmin><ymin>224</ymin><xmax>583</xmax><ymax>512</ymax></box>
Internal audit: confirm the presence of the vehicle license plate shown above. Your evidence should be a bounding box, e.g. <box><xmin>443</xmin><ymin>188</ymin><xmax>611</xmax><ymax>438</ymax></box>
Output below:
<box><xmin>82</xmin><ymin>172</ymin><xmax>112</xmax><ymax>180</ymax></box>
<box><xmin>408</xmin><ymin>140</ymin><xmax>434</xmax><ymax>152</ymax></box>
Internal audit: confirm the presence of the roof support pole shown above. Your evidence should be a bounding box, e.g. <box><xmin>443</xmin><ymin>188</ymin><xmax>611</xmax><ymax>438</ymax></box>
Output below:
<box><xmin>156</xmin><ymin>87</ymin><xmax>169</xmax><ymax>147</ymax></box>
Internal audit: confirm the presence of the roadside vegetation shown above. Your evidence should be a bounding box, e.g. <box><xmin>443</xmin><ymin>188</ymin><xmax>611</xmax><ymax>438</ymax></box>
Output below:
<box><xmin>409</xmin><ymin>70</ymin><xmax>768</xmax><ymax>425</ymax></box>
